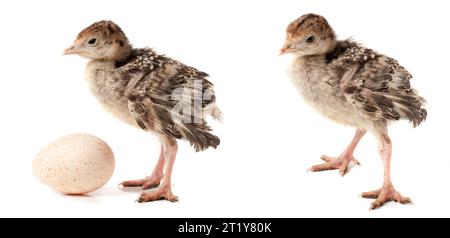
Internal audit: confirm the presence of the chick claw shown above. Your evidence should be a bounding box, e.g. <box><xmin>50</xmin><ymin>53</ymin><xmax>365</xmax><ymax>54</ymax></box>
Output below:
<box><xmin>362</xmin><ymin>184</ymin><xmax>412</xmax><ymax>210</ymax></box>
<box><xmin>136</xmin><ymin>186</ymin><xmax>179</xmax><ymax>203</ymax></box>
<box><xmin>309</xmin><ymin>155</ymin><xmax>360</xmax><ymax>176</ymax></box>
<box><xmin>119</xmin><ymin>176</ymin><xmax>162</xmax><ymax>190</ymax></box>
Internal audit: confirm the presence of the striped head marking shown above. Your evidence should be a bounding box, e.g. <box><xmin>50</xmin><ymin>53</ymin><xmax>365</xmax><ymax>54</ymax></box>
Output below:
<box><xmin>280</xmin><ymin>14</ymin><xmax>336</xmax><ymax>56</ymax></box>
<box><xmin>64</xmin><ymin>20</ymin><xmax>130</xmax><ymax>60</ymax></box>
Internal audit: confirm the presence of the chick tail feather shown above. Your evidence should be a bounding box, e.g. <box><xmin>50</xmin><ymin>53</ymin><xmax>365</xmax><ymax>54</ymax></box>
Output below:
<box><xmin>176</xmin><ymin>122</ymin><xmax>220</xmax><ymax>152</ymax></box>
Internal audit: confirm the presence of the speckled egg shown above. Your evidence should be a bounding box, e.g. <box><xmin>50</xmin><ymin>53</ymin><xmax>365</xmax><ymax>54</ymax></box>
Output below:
<box><xmin>33</xmin><ymin>134</ymin><xmax>115</xmax><ymax>194</ymax></box>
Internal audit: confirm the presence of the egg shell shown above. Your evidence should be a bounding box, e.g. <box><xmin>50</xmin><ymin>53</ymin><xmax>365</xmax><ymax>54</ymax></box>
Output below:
<box><xmin>33</xmin><ymin>134</ymin><xmax>115</xmax><ymax>194</ymax></box>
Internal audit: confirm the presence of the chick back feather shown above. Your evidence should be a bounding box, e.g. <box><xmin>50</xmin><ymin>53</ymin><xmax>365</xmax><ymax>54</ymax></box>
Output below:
<box><xmin>327</xmin><ymin>40</ymin><xmax>427</xmax><ymax>127</ymax></box>
<box><xmin>120</xmin><ymin>48</ymin><xmax>221</xmax><ymax>151</ymax></box>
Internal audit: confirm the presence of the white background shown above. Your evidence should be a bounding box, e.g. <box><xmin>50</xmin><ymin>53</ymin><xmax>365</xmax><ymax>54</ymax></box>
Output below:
<box><xmin>0</xmin><ymin>0</ymin><xmax>448</xmax><ymax>217</ymax></box>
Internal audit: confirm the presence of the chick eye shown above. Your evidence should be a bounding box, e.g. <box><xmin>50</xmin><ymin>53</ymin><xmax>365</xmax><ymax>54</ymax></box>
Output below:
<box><xmin>87</xmin><ymin>38</ymin><xmax>97</xmax><ymax>46</ymax></box>
<box><xmin>305</xmin><ymin>35</ymin><xmax>315</xmax><ymax>44</ymax></box>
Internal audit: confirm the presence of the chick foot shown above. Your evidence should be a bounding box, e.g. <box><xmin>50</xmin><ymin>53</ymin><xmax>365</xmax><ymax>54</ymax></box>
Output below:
<box><xmin>119</xmin><ymin>175</ymin><xmax>162</xmax><ymax>190</ymax></box>
<box><xmin>309</xmin><ymin>155</ymin><xmax>360</xmax><ymax>176</ymax></box>
<box><xmin>362</xmin><ymin>184</ymin><xmax>412</xmax><ymax>210</ymax></box>
<box><xmin>136</xmin><ymin>186</ymin><xmax>178</xmax><ymax>203</ymax></box>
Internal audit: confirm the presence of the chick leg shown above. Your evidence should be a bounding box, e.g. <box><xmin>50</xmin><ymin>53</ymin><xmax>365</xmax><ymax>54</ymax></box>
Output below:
<box><xmin>119</xmin><ymin>146</ymin><xmax>165</xmax><ymax>189</ymax></box>
<box><xmin>361</xmin><ymin>129</ymin><xmax>412</xmax><ymax>209</ymax></box>
<box><xmin>137</xmin><ymin>137</ymin><xmax>178</xmax><ymax>202</ymax></box>
<box><xmin>309</xmin><ymin>129</ymin><xmax>366</xmax><ymax>176</ymax></box>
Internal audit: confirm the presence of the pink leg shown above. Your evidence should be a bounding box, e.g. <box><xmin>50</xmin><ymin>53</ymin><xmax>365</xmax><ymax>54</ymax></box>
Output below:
<box><xmin>119</xmin><ymin>146</ymin><xmax>165</xmax><ymax>189</ymax></box>
<box><xmin>310</xmin><ymin>129</ymin><xmax>366</xmax><ymax>176</ymax></box>
<box><xmin>361</xmin><ymin>129</ymin><xmax>412</xmax><ymax>209</ymax></box>
<box><xmin>137</xmin><ymin>137</ymin><xmax>179</xmax><ymax>202</ymax></box>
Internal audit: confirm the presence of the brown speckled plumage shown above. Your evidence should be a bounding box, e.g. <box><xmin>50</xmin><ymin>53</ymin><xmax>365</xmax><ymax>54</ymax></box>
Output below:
<box><xmin>65</xmin><ymin>20</ymin><xmax>222</xmax><ymax>202</ymax></box>
<box><xmin>283</xmin><ymin>14</ymin><xmax>426</xmax><ymax>130</ymax></box>
<box><xmin>70</xmin><ymin>21</ymin><xmax>221</xmax><ymax>151</ymax></box>
<box><xmin>326</xmin><ymin>40</ymin><xmax>427</xmax><ymax>127</ymax></box>
<box><xmin>281</xmin><ymin>13</ymin><xmax>426</xmax><ymax>209</ymax></box>
<box><xmin>119</xmin><ymin>48</ymin><xmax>220</xmax><ymax>151</ymax></box>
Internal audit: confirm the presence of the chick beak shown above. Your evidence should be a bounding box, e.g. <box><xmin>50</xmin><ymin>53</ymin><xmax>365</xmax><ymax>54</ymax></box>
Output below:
<box><xmin>63</xmin><ymin>45</ymin><xmax>78</xmax><ymax>55</ymax></box>
<box><xmin>279</xmin><ymin>47</ymin><xmax>288</xmax><ymax>55</ymax></box>
<box><xmin>279</xmin><ymin>44</ymin><xmax>293</xmax><ymax>55</ymax></box>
